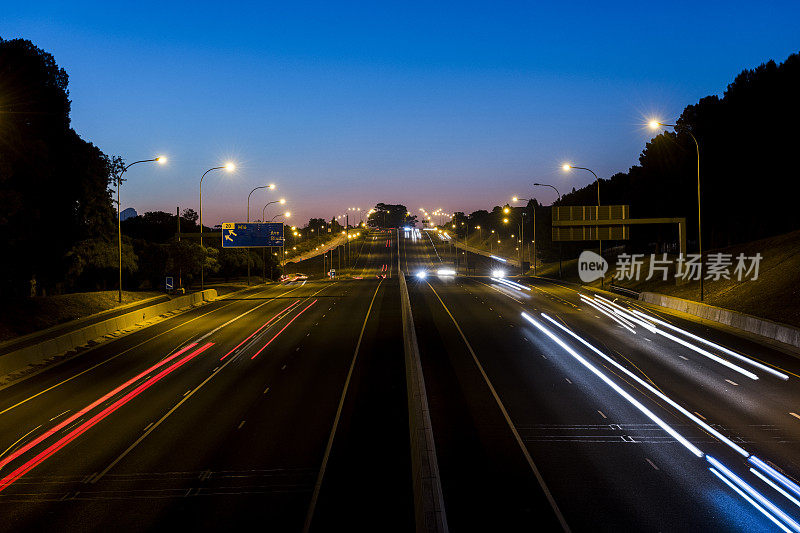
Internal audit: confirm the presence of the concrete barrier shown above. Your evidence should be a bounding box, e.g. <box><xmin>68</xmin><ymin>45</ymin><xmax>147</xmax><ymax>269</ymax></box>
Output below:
<box><xmin>0</xmin><ymin>289</ymin><xmax>217</xmax><ymax>376</ymax></box>
<box><xmin>450</xmin><ymin>240</ymin><xmax>520</xmax><ymax>267</ymax></box>
<box><xmin>398</xmin><ymin>272</ymin><xmax>448</xmax><ymax>533</ymax></box>
<box><xmin>639</xmin><ymin>291</ymin><xmax>800</xmax><ymax>349</ymax></box>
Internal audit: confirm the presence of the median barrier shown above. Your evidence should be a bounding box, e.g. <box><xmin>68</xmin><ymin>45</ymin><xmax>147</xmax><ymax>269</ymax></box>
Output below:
<box><xmin>399</xmin><ymin>271</ymin><xmax>448</xmax><ymax>533</ymax></box>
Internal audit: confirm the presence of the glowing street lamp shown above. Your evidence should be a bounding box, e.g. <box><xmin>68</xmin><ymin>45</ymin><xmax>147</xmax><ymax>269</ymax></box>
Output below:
<box><xmin>199</xmin><ymin>162</ymin><xmax>236</xmax><ymax>290</ymax></box>
<box><xmin>247</xmin><ymin>184</ymin><xmax>278</xmax><ymax>222</ymax></box>
<box><xmin>563</xmin><ymin>162</ymin><xmax>604</xmax><ymax>277</ymax></box>
<box><xmin>650</xmin><ymin>118</ymin><xmax>704</xmax><ymax>301</ymax></box>
<box><xmin>115</xmin><ymin>156</ymin><xmax>166</xmax><ymax>302</ymax></box>
<box><xmin>262</xmin><ymin>198</ymin><xmax>287</xmax><ymax>221</ymax></box>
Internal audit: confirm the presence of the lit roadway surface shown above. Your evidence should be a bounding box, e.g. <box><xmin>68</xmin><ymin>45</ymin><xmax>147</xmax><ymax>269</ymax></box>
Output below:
<box><xmin>0</xmin><ymin>228</ymin><xmax>799</xmax><ymax>531</ymax></box>
<box><xmin>0</xmin><ymin>232</ymin><xmax>411</xmax><ymax>531</ymax></box>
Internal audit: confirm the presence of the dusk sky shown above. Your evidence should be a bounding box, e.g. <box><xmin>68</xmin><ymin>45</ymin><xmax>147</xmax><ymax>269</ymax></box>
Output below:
<box><xmin>2</xmin><ymin>1</ymin><xmax>799</xmax><ymax>226</ymax></box>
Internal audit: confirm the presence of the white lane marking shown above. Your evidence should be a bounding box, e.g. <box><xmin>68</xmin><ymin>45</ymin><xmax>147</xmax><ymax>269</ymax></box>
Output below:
<box><xmin>678</xmin><ymin>356</ymin><xmax>689</xmax><ymax>361</ymax></box>
<box><xmin>597</xmin><ymin>410</ymin><xmax>607</xmax><ymax>419</ymax></box>
<box><xmin>645</xmin><ymin>458</ymin><xmax>660</xmax><ymax>471</ymax></box>
<box><xmin>644</xmin><ymin>338</ymin><xmax>652</xmax><ymax>342</ymax></box>
<box><xmin>303</xmin><ymin>281</ymin><xmax>384</xmax><ymax>532</ymax></box>
<box><xmin>565</xmin><ymin>378</ymin><xmax>572</xmax><ymax>384</ymax></box>
<box><xmin>91</xmin><ymin>285</ymin><xmax>337</xmax><ymax>485</ymax></box>
<box><xmin>725</xmin><ymin>379</ymin><xmax>739</xmax><ymax>386</ymax></box>
<box><xmin>49</xmin><ymin>410</ymin><xmax>71</xmax><ymax>422</ymax></box>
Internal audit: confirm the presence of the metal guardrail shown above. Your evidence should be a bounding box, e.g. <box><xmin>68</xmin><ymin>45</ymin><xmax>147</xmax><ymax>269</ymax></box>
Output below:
<box><xmin>609</xmin><ymin>284</ymin><xmax>641</xmax><ymax>297</ymax></box>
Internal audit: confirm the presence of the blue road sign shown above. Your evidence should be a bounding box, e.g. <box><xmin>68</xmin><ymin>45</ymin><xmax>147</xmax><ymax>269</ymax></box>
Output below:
<box><xmin>165</xmin><ymin>276</ymin><xmax>173</xmax><ymax>290</ymax></box>
<box><xmin>221</xmin><ymin>222</ymin><xmax>284</xmax><ymax>248</ymax></box>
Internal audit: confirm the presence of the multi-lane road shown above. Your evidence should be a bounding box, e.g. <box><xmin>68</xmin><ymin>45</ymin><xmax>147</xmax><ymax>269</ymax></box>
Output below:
<box><xmin>1</xmin><ymin>228</ymin><xmax>799</xmax><ymax>531</ymax></box>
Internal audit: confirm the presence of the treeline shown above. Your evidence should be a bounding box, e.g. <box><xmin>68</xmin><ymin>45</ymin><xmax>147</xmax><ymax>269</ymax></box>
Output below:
<box><xmin>0</xmin><ymin>38</ymin><xmax>332</xmax><ymax>296</ymax></box>
<box><xmin>454</xmin><ymin>51</ymin><xmax>800</xmax><ymax>262</ymax></box>
<box><xmin>0</xmin><ymin>39</ymin><xmax>120</xmax><ymax>296</ymax></box>
<box><xmin>556</xmin><ymin>51</ymin><xmax>800</xmax><ymax>251</ymax></box>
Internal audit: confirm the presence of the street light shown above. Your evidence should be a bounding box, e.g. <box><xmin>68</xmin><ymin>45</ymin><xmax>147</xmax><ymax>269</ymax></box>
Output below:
<box><xmin>115</xmin><ymin>156</ymin><xmax>167</xmax><ymax>302</ymax></box>
<box><xmin>199</xmin><ymin>162</ymin><xmax>236</xmax><ymax>290</ymax></box>
<box><xmin>650</xmin><ymin>119</ymin><xmax>704</xmax><ymax>301</ymax></box>
<box><xmin>261</xmin><ymin>198</ymin><xmax>287</xmax><ymax>222</ymax></box>
<box><xmin>563</xmin><ymin>163</ymin><xmax>604</xmax><ymax>281</ymax></box>
<box><xmin>533</xmin><ymin>182</ymin><xmax>561</xmax><ymax>200</ymax></box>
<box><xmin>533</xmin><ymin>183</ymin><xmax>563</xmax><ymax>277</ymax></box>
<box><xmin>511</xmin><ymin>196</ymin><xmax>535</xmax><ymax>275</ymax></box>
<box><xmin>247</xmin><ymin>184</ymin><xmax>277</xmax><ymax>222</ymax></box>
<box><xmin>246</xmin><ymin>186</ymin><xmax>279</xmax><ymax>286</ymax></box>
<box><xmin>268</xmin><ymin>211</ymin><xmax>291</xmax><ymax>270</ymax></box>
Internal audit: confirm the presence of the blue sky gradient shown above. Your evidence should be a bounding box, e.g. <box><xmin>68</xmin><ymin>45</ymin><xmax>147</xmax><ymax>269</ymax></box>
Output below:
<box><xmin>2</xmin><ymin>1</ymin><xmax>799</xmax><ymax>225</ymax></box>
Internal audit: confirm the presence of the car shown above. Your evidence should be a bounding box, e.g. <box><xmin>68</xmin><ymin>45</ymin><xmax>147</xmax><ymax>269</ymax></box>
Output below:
<box><xmin>280</xmin><ymin>273</ymin><xmax>308</xmax><ymax>283</ymax></box>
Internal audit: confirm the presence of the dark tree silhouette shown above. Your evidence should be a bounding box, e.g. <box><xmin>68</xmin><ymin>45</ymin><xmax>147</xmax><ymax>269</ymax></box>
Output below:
<box><xmin>0</xmin><ymin>38</ymin><xmax>116</xmax><ymax>295</ymax></box>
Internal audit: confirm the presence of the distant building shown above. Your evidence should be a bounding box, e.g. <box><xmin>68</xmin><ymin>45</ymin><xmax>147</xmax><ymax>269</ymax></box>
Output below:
<box><xmin>120</xmin><ymin>207</ymin><xmax>137</xmax><ymax>221</ymax></box>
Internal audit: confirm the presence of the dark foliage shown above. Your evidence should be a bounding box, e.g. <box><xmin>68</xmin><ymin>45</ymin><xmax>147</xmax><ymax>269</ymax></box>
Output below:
<box><xmin>557</xmin><ymin>52</ymin><xmax>800</xmax><ymax>251</ymax></box>
<box><xmin>0</xmin><ymin>38</ymin><xmax>116</xmax><ymax>295</ymax></box>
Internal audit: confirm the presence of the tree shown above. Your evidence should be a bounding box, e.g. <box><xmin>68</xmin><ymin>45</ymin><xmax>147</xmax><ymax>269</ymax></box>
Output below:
<box><xmin>182</xmin><ymin>208</ymin><xmax>198</xmax><ymax>225</ymax></box>
<box><xmin>557</xmin><ymin>51</ymin><xmax>800</xmax><ymax>251</ymax></box>
<box><xmin>65</xmin><ymin>238</ymin><xmax>137</xmax><ymax>289</ymax></box>
<box><xmin>366</xmin><ymin>203</ymin><xmax>410</xmax><ymax>228</ymax></box>
<box><xmin>0</xmin><ymin>38</ymin><xmax>116</xmax><ymax>295</ymax></box>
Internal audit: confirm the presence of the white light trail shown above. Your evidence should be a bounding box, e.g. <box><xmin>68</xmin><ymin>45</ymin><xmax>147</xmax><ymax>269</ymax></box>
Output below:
<box><xmin>629</xmin><ymin>309</ymin><xmax>788</xmax><ymax>381</ymax></box>
<box><xmin>522</xmin><ymin>312</ymin><xmax>703</xmax><ymax>458</ymax></box>
<box><xmin>541</xmin><ymin>313</ymin><xmax>749</xmax><ymax>457</ymax></box>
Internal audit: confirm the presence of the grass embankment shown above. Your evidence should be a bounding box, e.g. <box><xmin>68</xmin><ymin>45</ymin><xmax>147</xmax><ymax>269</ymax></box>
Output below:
<box><xmin>606</xmin><ymin>230</ymin><xmax>800</xmax><ymax>328</ymax></box>
<box><xmin>462</xmin><ymin>227</ymin><xmax>800</xmax><ymax>328</ymax></box>
<box><xmin>0</xmin><ymin>290</ymin><xmax>161</xmax><ymax>342</ymax></box>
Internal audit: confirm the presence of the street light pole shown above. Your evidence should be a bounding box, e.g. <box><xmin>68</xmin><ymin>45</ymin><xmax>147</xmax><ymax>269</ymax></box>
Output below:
<box><xmin>199</xmin><ymin>163</ymin><xmax>235</xmax><ymax>291</ymax></box>
<box><xmin>563</xmin><ymin>164</ymin><xmax>603</xmax><ymax>286</ymax></box>
<box><xmin>534</xmin><ymin>183</ymin><xmax>562</xmax><ymax>278</ymax></box>
<box><xmin>261</xmin><ymin>198</ymin><xmax>286</xmax><ymax>222</ymax></box>
<box><xmin>269</xmin><ymin>212</ymin><xmax>291</xmax><ymax>273</ymax></box>
<box><xmin>116</xmin><ymin>157</ymin><xmax>166</xmax><ymax>303</ymax></box>
<box><xmin>246</xmin><ymin>184</ymin><xmax>276</xmax><ymax>286</ymax></box>
<box><xmin>651</xmin><ymin>121</ymin><xmax>703</xmax><ymax>301</ymax></box>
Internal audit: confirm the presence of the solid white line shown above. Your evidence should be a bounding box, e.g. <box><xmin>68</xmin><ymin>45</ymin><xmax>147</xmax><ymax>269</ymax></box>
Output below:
<box><xmin>430</xmin><ymin>285</ymin><xmax>570</xmax><ymax>532</ymax></box>
<box><xmin>303</xmin><ymin>280</ymin><xmax>384</xmax><ymax>533</ymax></box>
<box><xmin>0</xmin><ymin>285</ymin><xmax>298</xmax><ymax>417</ymax></box>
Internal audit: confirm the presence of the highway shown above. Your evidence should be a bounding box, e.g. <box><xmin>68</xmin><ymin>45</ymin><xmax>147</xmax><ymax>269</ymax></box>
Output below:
<box><xmin>0</xmin><ymin>239</ymin><xmax>412</xmax><ymax>531</ymax></box>
<box><xmin>402</xmin><ymin>228</ymin><xmax>800</xmax><ymax>531</ymax></box>
<box><xmin>1</xmin><ymin>226</ymin><xmax>800</xmax><ymax>531</ymax></box>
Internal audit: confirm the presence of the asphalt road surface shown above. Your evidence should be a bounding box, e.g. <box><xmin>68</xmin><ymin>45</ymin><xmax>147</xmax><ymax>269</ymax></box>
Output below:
<box><xmin>1</xmin><ymin>227</ymin><xmax>799</xmax><ymax>531</ymax></box>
